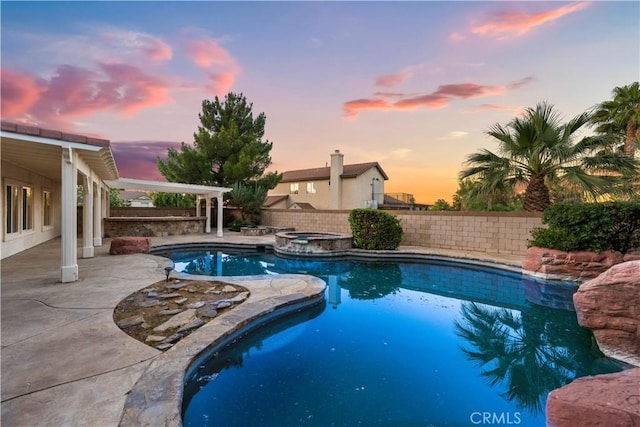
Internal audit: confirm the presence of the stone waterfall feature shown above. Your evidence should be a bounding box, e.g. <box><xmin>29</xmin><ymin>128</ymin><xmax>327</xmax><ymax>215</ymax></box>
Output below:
<box><xmin>546</xmin><ymin>260</ymin><xmax>640</xmax><ymax>426</ymax></box>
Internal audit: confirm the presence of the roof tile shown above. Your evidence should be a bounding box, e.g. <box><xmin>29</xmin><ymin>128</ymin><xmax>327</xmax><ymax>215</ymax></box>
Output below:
<box><xmin>1</xmin><ymin>120</ymin><xmax>111</xmax><ymax>148</ymax></box>
<box><xmin>264</xmin><ymin>195</ymin><xmax>289</xmax><ymax>207</ymax></box>
<box><xmin>281</xmin><ymin>162</ymin><xmax>388</xmax><ymax>182</ymax></box>
<box><xmin>16</xmin><ymin>124</ymin><xmax>40</xmax><ymax>136</ymax></box>
<box><xmin>40</xmin><ymin>129</ymin><xmax>63</xmax><ymax>139</ymax></box>
<box><xmin>1</xmin><ymin>121</ymin><xmax>17</xmax><ymax>132</ymax></box>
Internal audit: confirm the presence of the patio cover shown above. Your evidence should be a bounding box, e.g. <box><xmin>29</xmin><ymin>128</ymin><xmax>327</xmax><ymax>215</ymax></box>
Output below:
<box><xmin>104</xmin><ymin>178</ymin><xmax>232</xmax><ymax>237</ymax></box>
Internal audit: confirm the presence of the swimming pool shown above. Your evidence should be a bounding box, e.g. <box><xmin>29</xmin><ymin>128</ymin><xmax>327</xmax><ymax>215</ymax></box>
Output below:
<box><xmin>156</xmin><ymin>249</ymin><xmax>624</xmax><ymax>426</ymax></box>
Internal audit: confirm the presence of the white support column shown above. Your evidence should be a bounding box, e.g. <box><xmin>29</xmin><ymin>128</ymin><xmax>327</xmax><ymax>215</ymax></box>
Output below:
<box><xmin>105</xmin><ymin>187</ymin><xmax>110</xmax><ymax>218</ymax></box>
<box><xmin>61</xmin><ymin>147</ymin><xmax>78</xmax><ymax>282</ymax></box>
<box><xmin>216</xmin><ymin>194</ymin><xmax>224</xmax><ymax>237</ymax></box>
<box><xmin>93</xmin><ymin>182</ymin><xmax>102</xmax><ymax>247</ymax></box>
<box><xmin>205</xmin><ymin>197</ymin><xmax>212</xmax><ymax>233</ymax></box>
<box><xmin>196</xmin><ymin>197</ymin><xmax>201</xmax><ymax>217</ymax></box>
<box><xmin>82</xmin><ymin>174</ymin><xmax>94</xmax><ymax>258</ymax></box>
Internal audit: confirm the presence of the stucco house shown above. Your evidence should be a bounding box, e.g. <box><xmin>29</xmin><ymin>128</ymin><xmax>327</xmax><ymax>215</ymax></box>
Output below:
<box><xmin>1</xmin><ymin>121</ymin><xmax>230</xmax><ymax>282</ymax></box>
<box><xmin>267</xmin><ymin>150</ymin><xmax>389</xmax><ymax>210</ymax></box>
<box><xmin>119</xmin><ymin>191</ymin><xmax>154</xmax><ymax>207</ymax></box>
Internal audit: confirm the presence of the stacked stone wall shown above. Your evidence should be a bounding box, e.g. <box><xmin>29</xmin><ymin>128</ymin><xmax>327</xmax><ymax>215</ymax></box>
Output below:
<box><xmin>104</xmin><ymin>217</ymin><xmax>205</xmax><ymax>237</ymax></box>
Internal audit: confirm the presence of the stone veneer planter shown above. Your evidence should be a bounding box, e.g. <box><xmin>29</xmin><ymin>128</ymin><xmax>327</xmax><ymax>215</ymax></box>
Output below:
<box><xmin>104</xmin><ymin>216</ymin><xmax>206</xmax><ymax>238</ymax></box>
<box><xmin>274</xmin><ymin>231</ymin><xmax>353</xmax><ymax>257</ymax></box>
<box><xmin>240</xmin><ymin>226</ymin><xmax>295</xmax><ymax>236</ymax></box>
<box><xmin>522</xmin><ymin>246</ymin><xmax>640</xmax><ymax>282</ymax></box>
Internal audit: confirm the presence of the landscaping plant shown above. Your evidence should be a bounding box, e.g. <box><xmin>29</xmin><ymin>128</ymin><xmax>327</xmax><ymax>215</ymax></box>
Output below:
<box><xmin>349</xmin><ymin>209</ymin><xmax>403</xmax><ymax>250</ymax></box>
<box><xmin>529</xmin><ymin>201</ymin><xmax>640</xmax><ymax>254</ymax></box>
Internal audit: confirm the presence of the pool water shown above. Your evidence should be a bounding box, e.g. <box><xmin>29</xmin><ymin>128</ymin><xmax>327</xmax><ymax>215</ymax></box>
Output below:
<box><xmin>160</xmin><ymin>250</ymin><xmax>624</xmax><ymax>427</ymax></box>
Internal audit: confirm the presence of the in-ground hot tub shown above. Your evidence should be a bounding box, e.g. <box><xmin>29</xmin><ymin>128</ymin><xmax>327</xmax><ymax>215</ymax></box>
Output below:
<box><xmin>274</xmin><ymin>231</ymin><xmax>353</xmax><ymax>257</ymax></box>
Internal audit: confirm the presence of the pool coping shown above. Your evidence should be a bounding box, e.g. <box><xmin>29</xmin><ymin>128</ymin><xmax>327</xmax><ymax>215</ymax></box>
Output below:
<box><xmin>121</xmin><ymin>242</ymin><xmax>526</xmax><ymax>426</ymax></box>
<box><xmin>151</xmin><ymin>242</ymin><xmax>524</xmax><ymax>273</ymax></box>
<box><xmin>118</xmin><ymin>272</ymin><xmax>326</xmax><ymax>426</ymax></box>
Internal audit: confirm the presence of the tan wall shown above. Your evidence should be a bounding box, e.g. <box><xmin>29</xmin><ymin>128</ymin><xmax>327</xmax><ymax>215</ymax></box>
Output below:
<box><xmin>1</xmin><ymin>160</ymin><xmax>61</xmax><ymax>259</ymax></box>
<box><xmin>269</xmin><ymin>170</ymin><xmax>387</xmax><ymax>210</ymax></box>
<box><xmin>261</xmin><ymin>209</ymin><xmax>351</xmax><ymax>234</ymax></box>
<box><xmin>261</xmin><ymin>209</ymin><xmax>543</xmax><ymax>256</ymax></box>
<box><xmin>271</xmin><ymin>180</ymin><xmax>332</xmax><ymax>209</ymax></box>
<box><xmin>342</xmin><ymin>169</ymin><xmax>386</xmax><ymax>209</ymax></box>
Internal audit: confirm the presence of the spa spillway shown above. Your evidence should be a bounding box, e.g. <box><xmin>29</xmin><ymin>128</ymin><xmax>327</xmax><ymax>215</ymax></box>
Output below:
<box><xmin>274</xmin><ymin>231</ymin><xmax>353</xmax><ymax>257</ymax></box>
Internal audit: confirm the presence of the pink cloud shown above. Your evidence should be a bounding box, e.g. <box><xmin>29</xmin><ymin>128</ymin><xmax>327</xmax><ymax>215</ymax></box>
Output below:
<box><xmin>1</xmin><ymin>28</ymin><xmax>234</xmax><ymax>133</ymax></box>
<box><xmin>507</xmin><ymin>76</ymin><xmax>536</xmax><ymax>90</ymax></box>
<box><xmin>374</xmin><ymin>91</ymin><xmax>409</xmax><ymax>98</ymax></box>
<box><xmin>111</xmin><ymin>140</ymin><xmax>183</xmax><ymax>180</ymax></box>
<box><xmin>1</xmin><ymin>64</ymin><xmax>172</xmax><ymax>129</ymax></box>
<box><xmin>472</xmin><ymin>2</ymin><xmax>590</xmax><ymax>38</ymax></box>
<box><xmin>41</xmin><ymin>63</ymin><xmax>170</xmax><ymax>118</ymax></box>
<box><xmin>394</xmin><ymin>94</ymin><xmax>449</xmax><ymax>110</ymax></box>
<box><xmin>394</xmin><ymin>82</ymin><xmax>504</xmax><ymax>110</ymax></box>
<box><xmin>185</xmin><ymin>39</ymin><xmax>238</xmax><ymax>69</ymax></box>
<box><xmin>434</xmin><ymin>83</ymin><xmax>505</xmax><ymax>98</ymax></box>
<box><xmin>143</xmin><ymin>39</ymin><xmax>173</xmax><ymax>62</ymax></box>
<box><xmin>449</xmin><ymin>32</ymin><xmax>466</xmax><ymax>41</ymax></box>
<box><xmin>98</xmin><ymin>29</ymin><xmax>173</xmax><ymax>63</ymax></box>
<box><xmin>375</xmin><ymin>69</ymin><xmax>413</xmax><ymax>87</ymax></box>
<box><xmin>343</xmin><ymin>99</ymin><xmax>391</xmax><ymax>118</ymax></box>
<box><xmin>41</xmin><ymin>65</ymin><xmax>101</xmax><ymax>117</ymax></box>
<box><xmin>345</xmin><ymin>77</ymin><xmax>534</xmax><ymax>118</ymax></box>
<box><xmin>207</xmin><ymin>72</ymin><xmax>236</xmax><ymax>96</ymax></box>
<box><xmin>183</xmin><ymin>37</ymin><xmax>240</xmax><ymax>94</ymax></box>
<box><xmin>1</xmin><ymin>68</ymin><xmax>45</xmax><ymax>116</ymax></box>
<box><xmin>98</xmin><ymin>63</ymin><xmax>172</xmax><ymax>116</ymax></box>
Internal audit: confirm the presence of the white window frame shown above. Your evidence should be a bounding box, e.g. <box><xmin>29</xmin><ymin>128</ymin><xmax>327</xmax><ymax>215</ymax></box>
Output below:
<box><xmin>306</xmin><ymin>182</ymin><xmax>316</xmax><ymax>194</ymax></box>
<box><xmin>22</xmin><ymin>186</ymin><xmax>34</xmax><ymax>231</ymax></box>
<box><xmin>43</xmin><ymin>189</ymin><xmax>52</xmax><ymax>229</ymax></box>
<box><xmin>4</xmin><ymin>179</ymin><xmax>35</xmax><ymax>240</ymax></box>
<box><xmin>5</xmin><ymin>181</ymin><xmax>20</xmax><ymax>236</ymax></box>
<box><xmin>290</xmin><ymin>183</ymin><xmax>299</xmax><ymax>194</ymax></box>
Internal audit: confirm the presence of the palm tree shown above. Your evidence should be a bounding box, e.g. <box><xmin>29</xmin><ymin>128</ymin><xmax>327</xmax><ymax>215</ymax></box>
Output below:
<box><xmin>453</xmin><ymin>178</ymin><xmax>521</xmax><ymax>211</ymax></box>
<box><xmin>591</xmin><ymin>82</ymin><xmax>640</xmax><ymax>158</ymax></box>
<box><xmin>460</xmin><ymin>102</ymin><xmax>638</xmax><ymax>211</ymax></box>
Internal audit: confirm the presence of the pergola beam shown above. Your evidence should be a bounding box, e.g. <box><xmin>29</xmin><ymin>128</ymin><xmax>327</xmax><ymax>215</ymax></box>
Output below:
<box><xmin>104</xmin><ymin>178</ymin><xmax>232</xmax><ymax>236</ymax></box>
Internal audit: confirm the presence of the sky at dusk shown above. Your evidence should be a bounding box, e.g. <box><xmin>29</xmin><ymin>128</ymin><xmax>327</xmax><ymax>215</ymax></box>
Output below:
<box><xmin>2</xmin><ymin>1</ymin><xmax>638</xmax><ymax>203</ymax></box>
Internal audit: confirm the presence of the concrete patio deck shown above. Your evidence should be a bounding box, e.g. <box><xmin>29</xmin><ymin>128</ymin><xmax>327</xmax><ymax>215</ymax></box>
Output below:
<box><xmin>1</xmin><ymin>233</ymin><xmax>523</xmax><ymax>426</ymax></box>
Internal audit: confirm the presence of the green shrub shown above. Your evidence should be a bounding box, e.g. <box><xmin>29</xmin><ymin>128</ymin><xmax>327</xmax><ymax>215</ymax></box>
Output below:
<box><xmin>529</xmin><ymin>227</ymin><xmax>580</xmax><ymax>252</ymax></box>
<box><xmin>348</xmin><ymin>209</ymin><xmax>403</xmax><ymax>250</ymax></box>
<box><xmin>229</xmin><ymin>218</ymin><xmax>257</xmax><ymax>232</ymax></box>
<box><xmin>528</xmin><ymin>201</ymin><xmax>640</xmax><ymax>253</ymax></box>
<box><xmin>151</xmin><ymin>192</ymin><xmax>196</xmax><ymax>207</ymax></box>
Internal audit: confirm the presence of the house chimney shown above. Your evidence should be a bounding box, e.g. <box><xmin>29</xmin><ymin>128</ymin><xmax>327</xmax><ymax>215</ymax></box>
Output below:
<box><xmin>329</xmin><ymin>149</ymin><xmax>343</xmax><ymax>210</ymax></box>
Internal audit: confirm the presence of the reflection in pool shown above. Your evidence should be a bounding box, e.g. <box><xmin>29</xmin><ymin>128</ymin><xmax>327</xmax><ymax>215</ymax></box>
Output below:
<box><xmin>154</xmin><ymin>250</ymin><xmax>624</xmax><ymax>427</ymax></box>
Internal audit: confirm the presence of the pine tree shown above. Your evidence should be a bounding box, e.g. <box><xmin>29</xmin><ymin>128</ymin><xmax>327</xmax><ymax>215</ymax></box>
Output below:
<box><xmin>157</xmin><ymin>92</ymin><xmax>281</xmax><ymax>189</ymax></box>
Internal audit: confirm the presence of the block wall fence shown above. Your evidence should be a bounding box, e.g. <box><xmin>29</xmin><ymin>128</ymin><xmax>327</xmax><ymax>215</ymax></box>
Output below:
<box><xmin>261</xmin><ymin>209</ymin><xmax>543</xmax><ymax>257</ymax></box>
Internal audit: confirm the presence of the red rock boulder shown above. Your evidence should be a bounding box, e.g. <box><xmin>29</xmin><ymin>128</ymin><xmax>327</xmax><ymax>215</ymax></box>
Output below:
<box><xmin>573</xmin><ymin>260</ymin><xmax>640</xmax><ymax>366</ymax></box>
<box><xmin>522</xmin><ymin>247</ymin><xmax>628</xmax><ymax>281</ymax></box>
<box><xmin>546</xmin><ymin>368</ymin><xmax>640</xmax><ymax>427</ymax></box>
<box><xmin>109</xmin><ymin>237</ymin><xmax>151</xmax><ymax>255</ymax></box>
